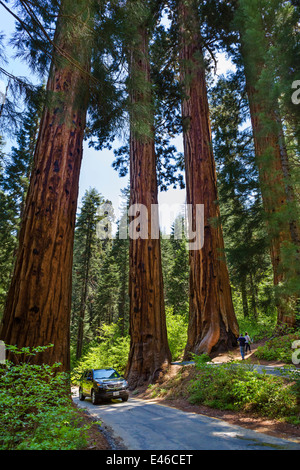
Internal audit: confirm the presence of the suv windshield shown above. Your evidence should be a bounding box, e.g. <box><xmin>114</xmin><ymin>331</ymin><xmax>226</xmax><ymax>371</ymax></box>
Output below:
<box><xmin>93</xmin><ymin>369</ymin><xmax>120</xmax><ymax>379</ymax></box>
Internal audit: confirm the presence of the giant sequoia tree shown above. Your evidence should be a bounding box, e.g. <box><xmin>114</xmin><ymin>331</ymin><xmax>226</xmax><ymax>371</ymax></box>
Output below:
<box><xmin>198</xmin><ymin>0</ymin><xmax>300</xmax><ymax>327</ymax></box>
<box><xmin>210</xmin><ymin>72</ymin><xmax>273</xmax><ymax>320</ymax></box>
<box><xmin>236</xmin><ymin>0</ymin><xmax>300</xmax><ymax>326</ymax></box>
<box><xmin>0</xmin><ymin>0</ymin><xmax>94</xmax><ymax>370</ymax></box>
<box><xmin>125</xmin><ymin>1</ymin><xmax>172</xmax><ymax>388</ymax></box>
<box><xmin>176</xmin><ymin>0</ymin><xmax>239</xmax><ymax>358</ymax></box>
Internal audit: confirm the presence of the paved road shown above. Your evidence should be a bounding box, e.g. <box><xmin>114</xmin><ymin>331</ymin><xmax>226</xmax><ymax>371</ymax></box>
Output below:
<box><xmin>172</xmin><ymin>361</ymin><xmax>300</xmax><ymax>377</ymax></box>
<box><xmin>72</xmin><ymin>391</ymin><xmax>300</xmax><ymax>451</ymax></box>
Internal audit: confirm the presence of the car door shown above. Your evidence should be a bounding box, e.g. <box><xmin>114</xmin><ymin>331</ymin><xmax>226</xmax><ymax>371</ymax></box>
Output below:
<box><xmin>82</xmin><ymin>370</ymin><xmax>90</xmax><ymax>395</ymax></box>
<box><xmin>81</xmin><ymin>371</ymin><xmax>87</xmax><ymax>394</ymax></box>
<box><xmin>85</xmin><ymin>370</ymin><xmax>93</xmax><ymax>396</ymax></box>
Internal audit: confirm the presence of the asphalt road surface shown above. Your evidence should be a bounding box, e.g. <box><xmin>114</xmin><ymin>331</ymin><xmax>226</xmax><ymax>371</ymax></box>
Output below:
<box><xmin>72</xmin><ymin>391</ymin><xmax>300</xmax><ymax>451</ymax></box>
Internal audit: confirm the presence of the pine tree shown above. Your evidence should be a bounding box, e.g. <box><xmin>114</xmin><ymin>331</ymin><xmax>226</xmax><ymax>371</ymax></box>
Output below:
<box><xmin>167</xmin><ymin>216</ymin><xmax>189</xmax><ymax>317</ymax></box>
<box><xmin>111</xmin><ymin>187</ymin><xmax>130</xmax><ymax>336</ymax></box>
<box><xmin>97</xmin><ymin>244</ymin><xmax>120</xmax><ymax>326</ymax></box>
<box><xmin>235</xmin><ymin>0</ymin><xmax>300</xmax><ymax>326</ymax></box>
<box><xmin>161</xmin><ymin>215</ymin><xmax>189</xmax><ymax>318</ymax></box>
<box><xmin>0</xmin><ymin>0</ymin><xmax>51</xmax><ymax>134</ymax></box>
<box><xmin>0</xmin><ymin>137</ymin><xmax>16</xmax><ymax>317</ymax></box>
<box><xmin>72</xmin><ymin>188</ymin><xmax>104</xmax><ymax>360</ymax></box>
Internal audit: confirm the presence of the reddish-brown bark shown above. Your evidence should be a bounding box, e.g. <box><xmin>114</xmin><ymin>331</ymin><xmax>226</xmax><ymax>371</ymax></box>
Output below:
<box><xmin>178</xmin><ymin>1</ymin><xmax>239</xmax><ymax>358</ymax></box>
<box><xmin>237</xmin><ymin>0</ymin><xmax>299</xmax><ymax>327</ymax></box>
<box><xmin>0</xmin><ymin>1</ymin><xmax>92</xmax><ymax>370</ymax></box>
<box><xmin>246</xmin><ymin>83</ymin><xmax>296</xmax><ymax>327</ymax></box>
<box><xmin>125</xmin><ymin>25</ymin><xmax>171</xmax><ymax>388</ymax></box>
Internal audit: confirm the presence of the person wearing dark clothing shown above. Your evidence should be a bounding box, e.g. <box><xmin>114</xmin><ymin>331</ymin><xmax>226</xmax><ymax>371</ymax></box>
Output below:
<box><xmin>237</xmin><ymin>334</ymin><xmax>246</xmax><ymax>360</ymax></box>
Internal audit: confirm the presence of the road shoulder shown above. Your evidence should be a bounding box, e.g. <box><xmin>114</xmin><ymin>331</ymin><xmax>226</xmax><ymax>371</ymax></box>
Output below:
<box><xmin>131</xmin><ymin>358</ymin><xmax>300</xmax><ymax>445</ymax></box>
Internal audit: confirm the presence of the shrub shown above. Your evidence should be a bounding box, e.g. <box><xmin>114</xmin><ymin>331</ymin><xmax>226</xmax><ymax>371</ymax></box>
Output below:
<box><xmin>165</xmin><ymin>308</ymin><xmax>188</xmax><ymax>361</ymax></box>
<box><xmin>0</xmin><ymin>345</ymin><xmax>90</xmax><ymax>450</ymax></box>
<box><xmin>255</xmin><ymin>333</ymin><xmax>300</xmax><ymax>364</ymax></box>
<box><xmin>188</xmin><ymin>357</ymin><xmax>299</xmax><ymax>424</ymax></box>
<box><xmin>236</xmin><ymin>314</ymin><xmax>277</xmax><ymax>342</ymax></box>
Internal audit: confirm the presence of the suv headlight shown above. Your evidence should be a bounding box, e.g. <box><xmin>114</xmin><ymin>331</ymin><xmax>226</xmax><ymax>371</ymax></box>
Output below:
<box><xmin>123</xmin><ymin>380</ymin><xmax>128</xmax><ymax>389</ymax></box>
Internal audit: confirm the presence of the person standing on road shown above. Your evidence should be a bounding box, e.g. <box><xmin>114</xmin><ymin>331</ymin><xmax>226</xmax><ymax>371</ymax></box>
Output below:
<box><xmin>237</xmin><ymin>334</ymin><xmax>246</xmax><ymax>360</ymax></box>
<box><xmin>245</xmin><ymin>332</ymin><xmax>252</xmax><ymax>353</ymax></box>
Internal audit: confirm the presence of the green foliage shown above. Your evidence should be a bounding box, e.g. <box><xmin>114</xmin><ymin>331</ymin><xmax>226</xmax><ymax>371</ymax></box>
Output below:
<box><xmin>96</xmin><ymin>245</ymin><xmax>120</xmax><ymax>325</ymax></box>
<box><xmin>0</xmin><ymin>138</ymin><xmax>17</xmax><ymax>318</ymax></box>
<box><xmin>189</xmin><ymin>358</ymin><xmax>299</xmax><ymax>424</ymax></box>
<box><xmin>236</xmin><ymin>311</ymin><xmax>277</xmax><ymax>342</ymax></box>
<box><xmin>71</xmin><ymin>308</ymin><xmax>189</xmax><ymax>381</ymax></box>
<box><xmin>0</xmin><ymin>346</ymin><xmax>90</xmax><ymax>450</ymax></box>
<box><xmin>234</xmin><ymin>0</ymin><xmax>300</xmax><ymax>306</ymax></box>
<box><xmin>71</xmin><ymin>188</ymin><xmax>108</xmax><ymax>357</ymax></box>
<box><xmin>165</xmin><ymin>307</ymin><xmax>188</xmax><ymax>361</ymax></box>
<box><xmin>71</xmin><ymin>188</ymin><xmax>130</xmax><ymax>356</ymax></box>
<box><xmin>255</xmin><ymin>333</ymin><xmax>300</xmax><ymax>364</ymax></box>
<box><xmin>71</xmin><ymin>322</ymin><xmax>130</xmax><ymax>382</ymax></box>
<box><xmin>161</xmin><ymin>216</ymin><xmax>189</xmax><ymax>317</ymax></box>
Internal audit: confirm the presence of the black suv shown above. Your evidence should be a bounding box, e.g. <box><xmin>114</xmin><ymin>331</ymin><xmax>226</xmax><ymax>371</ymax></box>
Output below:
<box><xmin>79</xmin><ymin>368</ymin><xmax>129</xmax><ymax>405</ymax></box>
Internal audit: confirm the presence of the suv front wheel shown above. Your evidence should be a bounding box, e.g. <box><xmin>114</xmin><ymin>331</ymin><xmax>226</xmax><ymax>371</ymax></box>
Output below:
<box><xmin>91</xmin><ymin>389</ymin><xmax>99</xmax><ymax>405</ymax></box>
<box><xmin>79</xmin><ymin>387</ymin><xmax>85</xmax><ymax>401</ymax></box>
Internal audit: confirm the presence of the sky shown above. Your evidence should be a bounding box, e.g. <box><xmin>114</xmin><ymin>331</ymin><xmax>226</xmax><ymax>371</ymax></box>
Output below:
<box><xmin>0</xmin><ymin>3</ymin><xmax>233</xmax><ymax>233</ymax></box>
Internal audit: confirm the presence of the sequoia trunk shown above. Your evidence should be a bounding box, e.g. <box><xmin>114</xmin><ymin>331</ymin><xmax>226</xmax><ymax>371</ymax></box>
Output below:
<box><xmin>237</xmin><ymin>0</ymin><xmax>299</xmax><ymax>327</ymax></box>
<box><xmin>125</xmin><ymin>21</ymin><xmax>171</xmax><ymax>388</ymax></box>
<box><xmin>178</xmin><ymin>1</ymin><xmax>239</xmax><ymax>358</ymax></box>
<box><xmin>246</xmin><ymin>84</ymin><xmax>295</xmax><ymax>326</ymax></box>
<box><xmin>0</xmin><ymin>0</ymin><xmax>93</xmax><ymax>370</ymax></box>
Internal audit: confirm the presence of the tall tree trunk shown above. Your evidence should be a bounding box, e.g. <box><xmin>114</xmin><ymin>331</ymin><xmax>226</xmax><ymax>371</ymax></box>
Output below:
<box><xmin>275</xmin><ymin>112</ymin><xmax>300</xmax><ymax>248</ymax></box>
<box><xmin>249</xmin><ymin>272</ymin><xmax>258</xmax><ymax>320</ymax></box>
<box><xmin>118</xmin><ymin>248</ymin><xmax>128</xmax><ymax>337</ymax></box>
<box><xmin>125</xmin><ymin>19</ymin><xmax>171</xmax><ymax>389</ymax></box>
<box><xmin>237</xmin><ymin>0</ymin><xmax>299</xmax><ymax>328</ymax></box>
<box><xmin>245</xmin><ymin>76</ymin><xmax>297</xmax><ymax>327</ymax></box>
<box><xmin>241</xmin><ymin>276</ymin><xmax>249</xmax><ymax>318</ymax></box>
<box><xmin>0</xmin><ymin>0</ymin><xmax>93</xmax><ymax>370</ymax></box>
<box><xmin>178</xmin><ymin>1</ymin><xmax>239</xmax><ymax>359</ymax></box>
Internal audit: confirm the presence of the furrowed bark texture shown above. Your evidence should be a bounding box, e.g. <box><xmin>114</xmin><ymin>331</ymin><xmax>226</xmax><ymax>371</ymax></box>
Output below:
<box><xmin>241</xmin><ymin>38</ymin><xmax>299</xmax><ymax>327</ymax></box>
<box><xmin>179</xmin><ymin>1</ymin><xmax>239</xmax><ymax>358</ymax></box>
<box><xmin>0</xmin><ymin>0</ymin><xmax>92</xmax><ymax>370</ymax></box>
<box><xmin>125</xmin><ymin>24</ymin><xmax>171</xmax><ymax>389</ymax></box>
<box><xmin>247</xmin><ymin>85</ymin><xmax>292</xmax><ymax>323</ymax></box>
<box><xmin>237</xmin><ymin>0</ymin><xmax>299</xmax><ymax>327</ymax></box>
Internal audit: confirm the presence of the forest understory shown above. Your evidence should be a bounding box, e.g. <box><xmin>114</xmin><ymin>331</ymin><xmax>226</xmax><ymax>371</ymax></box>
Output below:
<box><xmin>78</xmin><ymin>338</ymin><xmax>300</xmax><ymax>450</ymax></box>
